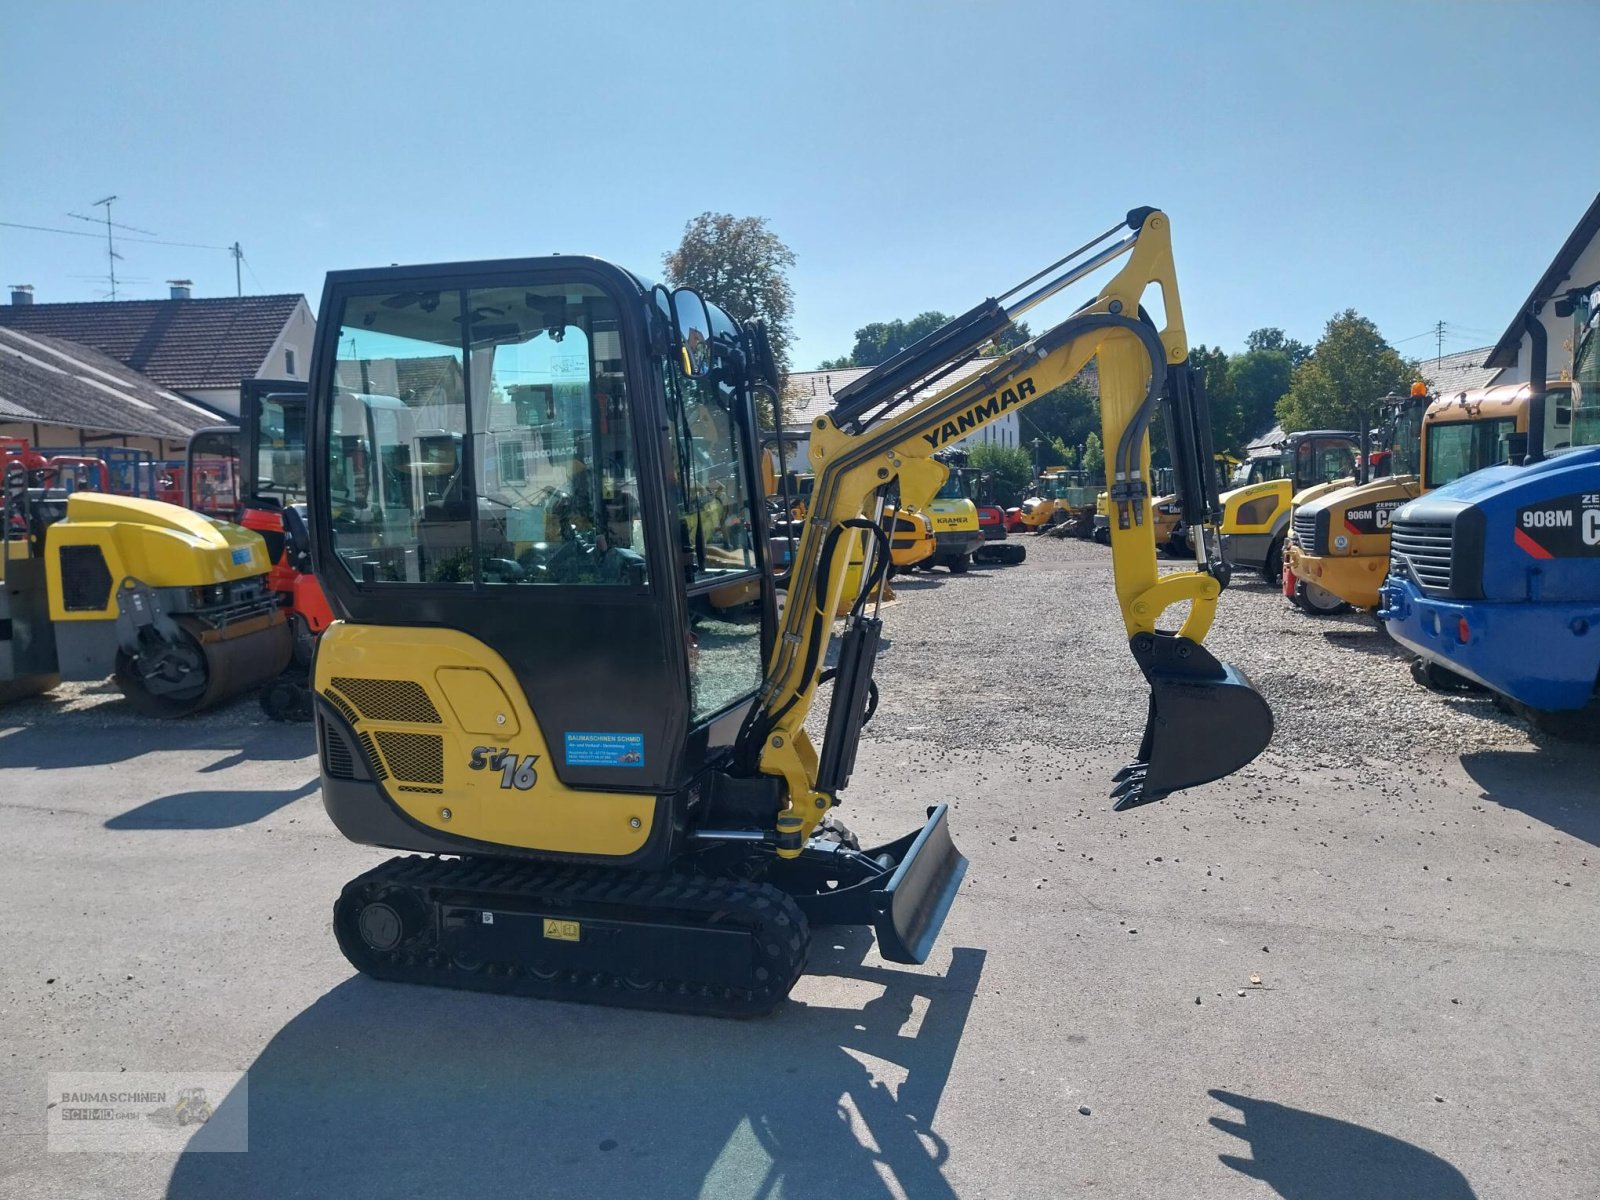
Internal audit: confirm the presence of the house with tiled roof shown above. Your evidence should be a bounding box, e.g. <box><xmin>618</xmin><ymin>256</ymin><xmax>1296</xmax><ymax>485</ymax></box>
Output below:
<box><xmin>1420</xmin><ymin>346</ymin><xmax>1497</xmax><ymax>396</ymax></box>
<box><xmin>0</xmin><ymin>326</ymin><xmax>225</xmax><ymax>458</ymax></box>
<box><xmin>0</xmin><ymin>283</ymin><xmax>314</xmax><ymax>417</ymax></box>
<box><xmin>1484</xmin><ymin>191</ymin><xmax>1600</xmax><ymax>386</ymax></box>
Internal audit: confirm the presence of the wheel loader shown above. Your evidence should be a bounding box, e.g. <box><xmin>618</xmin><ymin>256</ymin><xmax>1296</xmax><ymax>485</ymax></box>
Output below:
<box><xmin>306</xmin><ymin>209</ymin><xmax>1273</xmax><ymax>1016</ymax></box>
<box><xmin>1212</xmin><ymin>429</ymin><xmax>1361</xmax><ymax>583</ymax></box>
<box><xmin>0</xmin><ymin>470</ymin><xmax>291</xmax><ymax>714</ymax></box>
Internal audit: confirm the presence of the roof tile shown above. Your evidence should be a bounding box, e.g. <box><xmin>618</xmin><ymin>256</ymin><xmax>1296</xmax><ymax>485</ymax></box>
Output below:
<box><xmin>0</xmin><ymin>295</ymin><xmax>304</xmax><ymax>390</ymax></box>
<box><xmin>0</xmin><ymin>328</ymin><xmax>218</xmax><ymax>440</ymax></box>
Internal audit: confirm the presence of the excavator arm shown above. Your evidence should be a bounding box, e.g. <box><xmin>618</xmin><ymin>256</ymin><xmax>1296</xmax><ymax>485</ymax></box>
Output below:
<box><xmin>745</xmin><ymin>210</ymin><xmax>1272</xmax><ymax>856</ymax></box>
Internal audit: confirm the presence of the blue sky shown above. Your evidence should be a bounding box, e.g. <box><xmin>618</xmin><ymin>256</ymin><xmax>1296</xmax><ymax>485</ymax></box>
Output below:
<box><xmin>4</xmin><ymin>1</ymin><xmax>1596</xmax><ymax>369</ymax></box>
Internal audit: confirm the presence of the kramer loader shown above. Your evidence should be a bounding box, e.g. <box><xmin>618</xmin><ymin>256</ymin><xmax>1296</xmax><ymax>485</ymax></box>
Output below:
<box><xmin>1214</xmin><ymin>430</ymin><xmax>1361</xmax><ymax>583</ymax></box>
<box><xmin>307</xmin><ymin>209</ymin><xmax>1272</xmax><ymax>1016</ymax></box>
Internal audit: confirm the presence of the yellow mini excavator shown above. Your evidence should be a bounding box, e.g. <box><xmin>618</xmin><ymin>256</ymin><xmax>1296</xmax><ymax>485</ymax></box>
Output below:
<box><xmin>307</xmin><ymin>209</ymin><xmax>1272</xmax><ymax>1016</ymax></box>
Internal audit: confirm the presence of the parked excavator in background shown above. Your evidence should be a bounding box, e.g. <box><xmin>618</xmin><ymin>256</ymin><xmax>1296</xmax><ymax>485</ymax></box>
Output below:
<box><xmin>936</xmin><ymin>453</ymin><xmax>1026</xmax><ymax>565</ymax></box>
<box><xmin>305</xmin><ymin>208</ymin><xmax>1271</xmax><ymax>1016</ymax></box>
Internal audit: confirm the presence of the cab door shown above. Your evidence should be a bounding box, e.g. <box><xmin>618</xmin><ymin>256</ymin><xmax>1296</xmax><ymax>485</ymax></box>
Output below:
<box><xmin>239</xmin><ymin>378</ymin><xmax>310</xmax><ymax>507</ymax></box>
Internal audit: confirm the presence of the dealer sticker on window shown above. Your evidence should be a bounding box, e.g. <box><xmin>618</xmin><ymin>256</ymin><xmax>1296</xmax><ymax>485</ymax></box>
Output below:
<box><xmin>565</xmin><ymin>732</ymin><xmax>645</xmax><ymax>768</ymax></box>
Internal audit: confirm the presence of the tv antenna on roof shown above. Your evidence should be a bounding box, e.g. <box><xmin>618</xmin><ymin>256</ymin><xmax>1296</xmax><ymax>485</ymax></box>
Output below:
<box><xmin>66</xmin><ymin>196</ymin><xmax>157</xmax><ymax>301</ymax></box>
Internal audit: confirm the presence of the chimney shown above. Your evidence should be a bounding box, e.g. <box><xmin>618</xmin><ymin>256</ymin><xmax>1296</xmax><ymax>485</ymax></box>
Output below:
<box><xmin>10</xmin><ymin>284</ymin><xmax>33</xmax><ymax>306</ymax></box>
<box><xmin>167</xmin><ymin>279</ymin><xmax>193</xmax><ymax>301</ymax></box>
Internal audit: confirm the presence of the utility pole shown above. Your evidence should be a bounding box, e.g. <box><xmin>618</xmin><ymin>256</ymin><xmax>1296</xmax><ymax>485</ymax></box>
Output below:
<box><xmin>231</xmin><ymin>243</ymin><xmax>243</xmax><ymax>297</ymax></box>
<box><xmin>1435</xmin><ymin>320</ymin><xmax>1446</xmax><ymax>367</ymax></box>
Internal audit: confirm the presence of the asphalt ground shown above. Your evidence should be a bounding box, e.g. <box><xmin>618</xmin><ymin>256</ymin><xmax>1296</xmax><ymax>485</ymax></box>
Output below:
<box><xmin>1</xmin><ymin>536</ymin><xmax>1596</xmax><ymax>1199</ymax></box>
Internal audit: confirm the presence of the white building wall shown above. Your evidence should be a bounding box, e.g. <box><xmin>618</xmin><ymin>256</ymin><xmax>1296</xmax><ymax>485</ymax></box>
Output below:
<box><xmin>1491</xmin><ymin>234</ymin><xmax>1600</xmax><ymax>385</ymax></box>
<box><xmin>953</xmin><ymin>410</ymin><xmax>1020</xmax><ymax>453</ymax></box>
<box><xmin>260</xmin><ymin>299</ymin><xmax>316</xmax><ymax>386</ymax></box>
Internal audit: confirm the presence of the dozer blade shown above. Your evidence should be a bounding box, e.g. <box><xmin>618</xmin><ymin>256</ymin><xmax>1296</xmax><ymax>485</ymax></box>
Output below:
<box><xmin>867</xmin><ymin>803</ymin><xmax>968</xmax><ymax>964</ymax></box>
<box><xmin>1111</xmin><ymin>632</ymin><xmax>1272</xmax><ymax>811</ymax></box>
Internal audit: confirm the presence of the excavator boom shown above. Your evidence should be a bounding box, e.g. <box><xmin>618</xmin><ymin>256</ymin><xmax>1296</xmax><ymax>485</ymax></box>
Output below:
<box><xmin>750</xmin><ymin>209</ymin><xmax>1271</xmax><ymax>860</ymax></box>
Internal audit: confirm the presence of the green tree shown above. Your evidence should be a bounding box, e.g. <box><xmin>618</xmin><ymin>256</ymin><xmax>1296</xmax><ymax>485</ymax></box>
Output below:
<box><xmin>664</xmin><ymin>213</ymin><xmax>797</xmax><ymax>377</ymax></box>
<box><xmin>1081</xmin><ymin>430</ymin><xmax>1105</xmax><ymax>480</ymax></box>
<box><xmin>1186</xmin><ymin>344</ymin><xmax>1235</xmax><ymax>450</ymax></box>
<box><xmin>968</xmin><ymin>442</ymin><xmax>1033</xmax><ymax>504</ymax></box>
<box><xmin>1225</xmin><ymin>348</ymin><xmax>1293</xmax><ymax>447</ymax></box>
<box><xmin>1016</xmin><ymin>377</ymin><xmax>1099</xmax><ymax>455</ymax></box>
<box><xmin>1277</xmin><ymin>310</ymin><xmax>1421</xmax><ymax>432</ymax></box>
<box><xmin>1246</xmin><ymin>327</ymin><xmax>1312</xmax><ymax>368</ymax></box>
<box><xmin>817</xmin><ymin>314</ymin><xmax>1032</xmax><ymax>368</ymax></box>
<box><xmin>1048</xmin><ymin>437</ymin><xmax>1077</xmax><ymax>469</ymax></box>
<box><xmin>819</xmin><ymin>311</ymin><xmax>950</xmax><ymax>368</ymax></box>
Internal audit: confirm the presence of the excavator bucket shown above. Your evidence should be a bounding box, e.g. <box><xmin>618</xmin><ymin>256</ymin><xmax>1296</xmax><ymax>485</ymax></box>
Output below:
<box><xmin>1111</xmin><ymin>632</ymin><xmax>1272</xmax><ymax>811</ymax></box>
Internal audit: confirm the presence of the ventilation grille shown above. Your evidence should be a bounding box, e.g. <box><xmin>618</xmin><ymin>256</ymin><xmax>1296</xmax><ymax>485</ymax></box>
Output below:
<box><xmin>1292</xmin><ymin>510</ymin><xmax>1320</xmax><ymax>554</ymax></box>
<box><xmin>324</xmin><ymin>688</ymin><xmax>360</xmax><ymax>728</ymax></box>
<box><xmin>356</xmin><ymin>731</ymin><xmax>389</xmax><ymax>780</ymax></box>
<box><xmin>1390</xmin><ymin>518</ymin><xmax>1454</xmax><ymax>594</ymax></box>
<box><xmin>322</xmin><ymin>722</ymin><xmax>356</xmax><ymax>780</ymax></box>
<box><xmin>374</xmin><ymin>731</ymin><xmax>444</xmax><ymax>785</ymax></box>
<box><xmin>57</xmin><ymin>545</ymin><xmax>112</xmax><ymax>612</ymax></box>
<box><xmin>398</xmin><ymin>785</ymin><xmax>444</xmax><ymax>795</ymax></box>
<box><xmin>329</xmin><ymin>676</ymin><xmax>442</xmax><ymax>724</ymax></box>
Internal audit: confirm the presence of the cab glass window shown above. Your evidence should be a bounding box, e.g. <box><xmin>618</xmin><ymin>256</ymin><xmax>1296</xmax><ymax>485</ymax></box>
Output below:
<box><xmin>1390</xmin><ymin>403</ymin><xmax>1425</xmax><ymax>477</ymax></box>
<box><xmin>1572</xmin><ymin>290</ymin><xmax>1600</xmax><ymax>447</ymax></box>
<box><xmin>664</xmin><ymin>347</ymin><xmax>757</xmax><ymax>586</ymax></box>
<box><xmin>1425</xmin><ymin>418</ymin><xmax>1516</xmax><ymax>488</ymax></box>
<box><xmin>1297</xmin><ymin>440</ymin><xmax>1354</xmax><ymax>487</ymax></box>
<box><xmin>186</xmin><ymin>429</ymin><xmax>240</xmax><ymax>517</ymax></box>
<box><xmin>325</xmin><ymin>282</ymin><xmax>650</xmax><ymax>588</ymax></box>
<box><xmin>327</xmin><ymin>290</ymin><xmax>470</xmax><ymax>584</ymax></box>
<box><xmin>256</xmin><ymin>395</ymin><xmax>307</xmax><ymax>505</ymax></box>
<box><xmin>661</xmin><ymin>303</ymin><xmax>764</xmax><ymax>721</ymax></box>
<box><xmin>934</xmin><ymin>470</ymin><xmax>968</xmax><ymax>501</ymax></box>
<box><xmin>467</xmin><ymin>284</ymin><xmax>647</xmax><ymax>586</ymax></box>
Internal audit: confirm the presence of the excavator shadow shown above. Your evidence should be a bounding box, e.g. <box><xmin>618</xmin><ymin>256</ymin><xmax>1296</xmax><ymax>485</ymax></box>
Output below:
<box><xmin>104</xmin><ymin>777</ymin><xmax>318</xmax><ymax>830</ymax></box>
<box><xmin>1208</xmin><ymin>1088</ymin><xmax>1476</xmax><ymax>1198</ymax></box>
<box><xmin>164</xmin><ymin>944</ymin><xmax>987</xmax><ymax>1200</ymax></box>
<box><xmin>1459</xmin><ymin>748</ymin><xmax>1600</xmax><ymax>848</ymax></box>
<box><xmin>0</xmin><ymin>721</ymin><xmax>312</xmax><ymax>773</ymax></box>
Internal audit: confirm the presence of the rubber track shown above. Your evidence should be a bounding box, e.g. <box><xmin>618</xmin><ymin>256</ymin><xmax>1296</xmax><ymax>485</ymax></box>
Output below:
<box><xmin>333</xmin><ymin>855</ymin><xmax>810</xmax><ymax>1018</ymax></box>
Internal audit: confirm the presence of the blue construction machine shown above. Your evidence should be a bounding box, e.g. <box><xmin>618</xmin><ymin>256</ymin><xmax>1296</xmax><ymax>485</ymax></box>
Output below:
<box><xmin>1380</xmin><ymin>287</ymin><xmax>1600</xmax><ymax>736</ymax></box>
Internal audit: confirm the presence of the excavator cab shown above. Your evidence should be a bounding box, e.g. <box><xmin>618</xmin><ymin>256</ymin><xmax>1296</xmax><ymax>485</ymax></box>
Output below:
<box><xmin>307</xmin><ymin>213</ymin><xmax>1271</xmax><ymax>1016</ymax></box>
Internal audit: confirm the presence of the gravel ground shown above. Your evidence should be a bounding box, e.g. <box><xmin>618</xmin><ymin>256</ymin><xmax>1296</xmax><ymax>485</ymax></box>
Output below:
<box><xmin>863</xmin><ymin>535</ymin><xmax>1534</xmax><ymax>772</ymax></box>
<box><xmin>2</xmin><ymin>533</ymin><xmax>1541</xmax><ymax>767</ymax></box>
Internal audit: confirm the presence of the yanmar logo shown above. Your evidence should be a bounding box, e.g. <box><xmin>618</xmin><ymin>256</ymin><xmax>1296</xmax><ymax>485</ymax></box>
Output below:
<box><xmin>922</xmin><ymin>377</ymin><xmax>1037</xmax><ymax>449</ymax></box>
